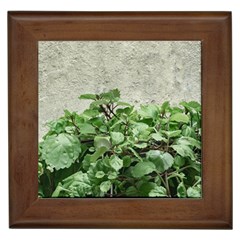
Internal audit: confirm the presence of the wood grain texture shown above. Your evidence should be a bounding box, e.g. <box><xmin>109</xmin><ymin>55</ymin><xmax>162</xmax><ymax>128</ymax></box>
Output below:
<box><xmin>8</xmin><ymin>12</ymin><xmax>232</xmax><ymax>229</ymax></box>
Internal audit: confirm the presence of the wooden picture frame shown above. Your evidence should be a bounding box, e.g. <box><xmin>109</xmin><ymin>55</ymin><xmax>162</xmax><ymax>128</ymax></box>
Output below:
<box><xmin>8</xmin><ymin>11</ymin><xmax>232</xmax><ymax>229</ymax></box>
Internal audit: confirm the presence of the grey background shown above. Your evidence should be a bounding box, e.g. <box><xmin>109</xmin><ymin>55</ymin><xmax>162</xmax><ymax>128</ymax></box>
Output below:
<box><xmin>39</xmin><ymin>41</ymin><xmax>201</xmax><ymax>140</ymax></box>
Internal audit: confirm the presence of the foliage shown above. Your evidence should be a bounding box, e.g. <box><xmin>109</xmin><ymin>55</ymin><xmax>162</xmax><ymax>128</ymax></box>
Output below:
<box><xmin>38</xmin><ymin>89</ymin><xmax>202</xmax><ymax>198</ymax></box>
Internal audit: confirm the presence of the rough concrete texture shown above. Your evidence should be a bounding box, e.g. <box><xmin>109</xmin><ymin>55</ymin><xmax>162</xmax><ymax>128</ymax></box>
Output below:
<box><xmin>39</xmin><ymin>41</ymin><xmax>201</xmax><ymax>139</ymax></box>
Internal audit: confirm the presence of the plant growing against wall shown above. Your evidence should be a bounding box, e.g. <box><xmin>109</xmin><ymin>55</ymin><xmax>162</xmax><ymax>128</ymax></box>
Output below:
<box><xmin>38</xmin><ymin>89</ymin><xmax>201</xmax><ymax>198</ymax></box>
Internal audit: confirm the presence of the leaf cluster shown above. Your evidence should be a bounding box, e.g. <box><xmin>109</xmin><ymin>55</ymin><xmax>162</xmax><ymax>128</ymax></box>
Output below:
<box><xmin>38</xmin><ymin>89</ymin><xmax>201</xmax><ymax>198</ymax></box>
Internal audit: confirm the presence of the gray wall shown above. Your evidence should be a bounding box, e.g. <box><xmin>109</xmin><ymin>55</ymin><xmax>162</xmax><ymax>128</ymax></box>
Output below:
<box><xmin>39</xmin><ymin>41</ymin><xmax>201</xmax><ymax>139</ymax></box>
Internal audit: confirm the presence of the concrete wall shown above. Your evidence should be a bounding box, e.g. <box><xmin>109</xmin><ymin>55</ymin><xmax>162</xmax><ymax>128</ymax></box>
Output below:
<box><xmin>39</xmin><ymin>41</ymin><xmax>201</xmax><ymax>139</ymax></box>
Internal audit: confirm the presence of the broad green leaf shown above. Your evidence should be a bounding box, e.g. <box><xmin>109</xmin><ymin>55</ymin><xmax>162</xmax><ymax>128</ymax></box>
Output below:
<box><xmin>181</xmin><ymin>101</ymin><xmax>201</xmax><ymax>112</ymax></box>
<box><xmin>126</xmin><ymin>186</ymin><xmax>139</xmax><ymax>196</ymax></box>
<box><xmin>134</xmin><ymin>142</ymin><xmax>148</xmax><ymax>149</ymax></box>
<box><xmin>46</xmin><ymin>118</ymin><xmax>67</xmax><ymax>135</ymax></box>
<box><xmin>146</xmin><ymin>150</ymin><xmax>174</xmax><ymax>173</ymax></box>
<box><xmin>177</xmin><ymin>137</ymin><xmax>201</xmax><ymax>149</ymax></box>
<box><xmin>109</xmin><ymin>155</ymin><xmax>123</xmax><ymax>171</ymax></box>
<box><xmin>177</xmin><ymin>182</ymin><xmax>187</xmax><ymax>198</ymax></box>
<box><xmin>131</xmin><ymin>162</ymin><xmax>156</xmax><ymax>178</ymax></box>
<box><xmin>108</xmin><ymin>171</ymin><xmax>118</xmax><ymax>180</ymax></box>
<box><xmin>82</xmin><ymin>109</ymin><xmax>99</xmax><ymax>118</ymax></box>
<box><xmin>52</xmin><ymin>171</ymin><xmax>91</xmax><ymax>197</ymax></box>
<box><xmin>117</xmin><ymin>101</ymin><xmax>131</xmax><ymax>107</ymax></box>
<box><xmin>90</xmin><ymin>146</ymin><xmax>109</xmax><ymax>162</ymax></box>
<box><xmin>78</xmin><ymin>123</ymin><xmax>96</xmax><ymax>134</ymax></box>
<box><xmin>100</xmin><ymin>89</ymin><xmax>120</xmax><ymax>102</ymax></box>
<box><xmin>189</xmin><ymin>161</ymin><xmax>201</xmax><ymax>172</ymax></box>
<box><xmin>132</xmin><ymin>122</ymin><xmax>149</xmax><ymax>133</ymax></box>
<box><xmin>94</xmin><ymin>136</ymin><xmax>111</xmax><ymax>150</ymax></box>
<box><xmin>160</xmin><ymin>101</ymin><xmax>170</xmax><ymax>114</ymax></box>
<box><xmin>122</xmin><ymin>156</ymin><xmax>132</xmax><ymax>167</ymax></box>
<box><xmin>100</xmin><ymin>180</ymin><xmax>112</xmax><ymax>193</ymax></box>
<box><xmin>79</xmin><ymin>93</ymin><xmax>97</xmax><ymax>100</ymax></box>
<box><xmin>42</xmin><ymin>133</ymin><xmax>81</xmax><ymax>170</ymax></box>
<box><xmin>138</xmin><ymin>182</ymin><xmax>157</xmax><ymax>196</ymax></box>
<box><xmin>151</xmin><ymin>132</ymin><xmax>167</xmax><ymax>142</ymax></box>
<box><xmin>174</xmin><ymin>156</ymin><xmax>186</xmax><ymax>167</ymax></box>
<box><xmin>95</xmin><ymin>171</ymin><xmax>105</xmax><ymax>178</ymax></box>
<box><xmin>149</xmin><ymin>186</ymin><xmax>167</xmax><ymax>197</ymax></box>
<box><xmin>82</xmin><ymin>154</ymin><xmax>92</xmax><ymax>171</ymax></box>
<box><xmin>187</xmin><ymin>186</ymin><xmax>201</xmax><ymax>198</ymax></box>
<box><xmin>110</xmin><ymin>131</ymin><xmax>124</xmax><ymax>145</ymax></box>
<box><xmin>90</xmin><ymin>99</ymin><xmax>108</xmax><ymax>108</ymax></box>
<box><xmin>139</xmin><ymin>104</ymin><xmax>159</xmax><ymax>119</ymax></box>
<box><xmin>99</xmin><ymin>125</ymin><xmax>108</xmax><ymax>133</ymax></box>
<box><xmin>64</xmin><ymin>109</ymin><xmax>72</xmax><ymax>117</ymax></box>
<box><xmin>188</xmin><ymin>101</ymin><xmax>201</xmax><ymax>110</ymax></box>
<box><xmin>170</xmin><ymin>113</ymin><xmax>189</xmax><ymax>123</ymax></box>
<box><xmin>171</xmin><ymin>144</ymin><xmax>196</xmax><ymax>160</ymax></box>
<box><xmin>65</xmin><ymin>126</ymin><xmax>75</xmax><ymax>134</ymax></box>
<box><xmin>161</xmin><ymin>130</ymin><xmax>181</xmax><ymax>138</ymax></box>
<box><xmin>182</xmin><ymin>126</ymin><xmax>196</xmax><ymax>138</ymax></box>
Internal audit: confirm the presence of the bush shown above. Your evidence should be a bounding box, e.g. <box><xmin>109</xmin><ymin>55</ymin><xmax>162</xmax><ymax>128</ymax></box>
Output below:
<box><xmin>38</xmin><ymin>89</ymin><xmax>201</xmax><ymax>198</ymax></box>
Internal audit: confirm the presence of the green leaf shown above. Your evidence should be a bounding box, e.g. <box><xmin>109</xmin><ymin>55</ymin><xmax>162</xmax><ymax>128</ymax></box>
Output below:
<box><xmin>95</xmin><ymin>171</ymin><xmax>105</xmax><ymax>178</ymax></box>
<box><xmin>146</xmin><ymin>150</ymin><xmax>174</xmax><ymax>173</ymax></box>
<box><xmin>139</xmin><ymin>104</ymin><xmax>159</xmax><ymax>119</ymax></box>
<box><xmin>110</xmin><ymin>131</ymin><xmax>124</xmax><ymax>145</ymax></box>
<box><xmin>108</xmin><ymin>171</ymin><xmax>118</xmax><ymax>180</ymax></box>
<box><xmin>100</xmin><ymin>180</ymin><xmax>112</xmax><ymax>193</ymax></box>
<box><xmin>78</xmin><ymin>123</ymin><xmax>96</xmax><ymax>134</ymax></box>
<box><xmin>134</xmin><ymin>142</ymin><xmax>148</xmax><ymax>149</ymax></box>
<box><xmin>161</xmin><ymin>130</ymin><xmax>181</xmax><ymax>138</ymax></box>
<box><xmin>177</xmin><ymin>182</ymin><xmax>187</xmax><ymax>198</ymax></box>
<box><xmin>42</xmin><ymin>133</ymin><xmax>81</xmax><ymax>170</ymax></box>
<box><xmin>177</xmin><ymin>137</ymin><xmax>201</xmax><ymax>149</ymax></box>
<box><xmin>187</xmin><ymin>186</ymin><xmax>201</xmax><ymax>198</ymax></box>
<box><xmin>82</xmin><ymin>109</ymin><xmax>99</xmax><ymax>118</ymax></box>
<box><xmin>90</xmin><ymin>99</ymin><xmax>108</xmax><ymax>108</ymax></box>
<box><xmin>189</xmin><ymin>161</ymin><xmax>201</xmax><ymax>172</ymax></box>
<box><xmin>126</xmin><ymin>186</ymin><xmax>139</xmax><ymax>196</ymax></box>
<box><xmin>109</xmin><ymin>155</ymin><xmax>123</xmax><ymax>171</ymax></box>
<box><xmin>151</xmin><ymin>132</ymin><xmax>167</xmax><ymax>142</ymax></box>
<box><xmin>181</xmin><ymin>101</ymin><xmax>201</xmax><ymax>112</ymax></box>
<box><xmin>131</xmin><ymin>162</ymin><xmax>156</xmax><ymax>178</ymax></box>
<box><xmin>122</xmin><ymin>156</ymin><xmax>132</xmax><ymax>167</ymax></box>
<box><xmin>174</xmin><ymin>156</ymin><xmax>186</xmax><ymax>167</ymax></box>
<box><xmin>171</xmin><ymin>144</ymin><xmax>196</xmax><ymax>160</ymax></box>
<box><xmin>117</xmin><ymin>101</ymin><xmax>131</xmax><ymax>107</ymax></box>
<box><xmin>52</xmin><ymin>171</ymin><xmax>92</xmax><ymax>197</ymax></box>
<box><xmin>100</xmin><ymin>89</ymin><xmax>120</xmax><ymax>102</ymax></box>
<box><xmin>94</xmin><ymin>136</ymin><xmax>111</xmax><ymax>150</ymax></box>
<box><xmin>160</xmin><ymin>101</ymin><xmax>170</xmax><ymax>113</ymax></box>
<box><xmin>182</xmin><ymin>126</ymin><xmax>196</xmax><ymax>138</ymax></box>
<box><xmin>79</xmin><ymin>93</ymin><xmax>97</xmax><ymax>100</ymax></box>
<box><xmin>90</xmin><ymin>146</ymin><xmax>109</xmax><ymax>162</ymax></box>
<box><xmin>170</xmin><ymin>113</ymin><xmax>189</xmax><ymax>123</ymax></box>
<box><xmin>149</xmin><ymin>186</ymin><xmax>167</xmax><ymax>197</ymax></box>
<box><xmin>138</xmin><ymin>182</ymin><xmax>157</xmax><ymax>196</ymax></box>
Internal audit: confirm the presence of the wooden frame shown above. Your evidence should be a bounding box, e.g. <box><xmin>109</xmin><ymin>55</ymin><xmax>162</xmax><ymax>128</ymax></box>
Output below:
<box><xmin>8</xmin><ymin>11</ymin><xmax>232</xmax><ymax>229</ymax></box>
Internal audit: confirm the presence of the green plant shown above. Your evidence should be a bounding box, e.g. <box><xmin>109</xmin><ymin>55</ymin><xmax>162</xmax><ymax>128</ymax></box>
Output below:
<box><xmin>38</xmin><ymin>89</ymin><xmax>201</xmax><ymax>198</ymax></box>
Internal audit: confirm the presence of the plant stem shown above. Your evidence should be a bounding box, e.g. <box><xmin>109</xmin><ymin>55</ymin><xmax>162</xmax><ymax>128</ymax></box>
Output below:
<box><xmin>100</xmin><ymin>105</ymin><xmax>111</xmax><ymax>120</ymax></box>
<box><xmin>164</xmin><ymin>172</ymin><xmax>171</xmax><ymax>197</ymax></box>
<box><xmin>157</xmin><ymin>172</ymin><xmax>170</xmax><ymax>196</ymax></box>
<box><xmin>106</xmin><ymin>104</ymin><xmax>128</xmax><ymax>126</ymax></box>
<box><xmin>110</xmin><ymin>184</ymin><xmax>113</xmax><ymax>197</ymax></box>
